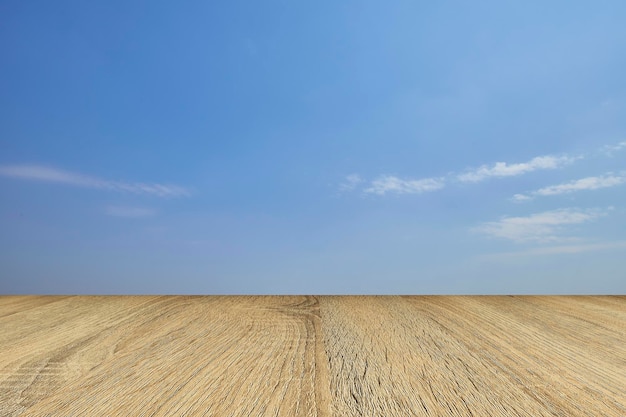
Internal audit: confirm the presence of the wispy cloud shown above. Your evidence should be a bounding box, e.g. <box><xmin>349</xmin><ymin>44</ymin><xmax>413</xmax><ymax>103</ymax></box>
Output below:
<box><xmin>341</xmin><ymin>141</ymin><xmax>625</xmax><ymax>197</ymax></box>
<box><xmin>473</xmin><ymin>207</ymin><xmax>610</xmax><ymax>243</ymax></box>
<box><xmin>478</xmin><ymin>240</ymin><xmax>626</xmax><ymax>261</ymax></box>
<box><xmin>511</xmin><ymin>193</ymin><xmax>533</xmax><ymax>202</ymax></box>
<box><xmin>458</xmin><ymin>155</ymin><xmax>578</xmax><ymax>183</ymax></box>
<box><xmin>356</xmin><ymin>153</ymin><xmax>576</xmax><ymax>196</ymax></box>
<box><xmin>364</xmin><ymin>175</ymin><xmax>445</xmax><ymax>195</ymax></box>
<box><xmin>339</xmin><ymin>174</ymin><xmax>363</xmax><ymax>192</ymax></box>
<box><xmin>601</xmin><ymin>141</ymin><xmax>626</xmax><ymax>157</ymax></box>
<box><xmin>0</xmin><ymin>164</ymin><xmax>190</xmax><ymax>197</ymax></box>
<box><xmin>513</xmin><ymin>173</ymin><xmax>626</xmax><ymax>201</ymax></box>
<box><xmin>105</xmin><ymin>206</ymin><xmax>156</xmax><ymax>218</ymax></box>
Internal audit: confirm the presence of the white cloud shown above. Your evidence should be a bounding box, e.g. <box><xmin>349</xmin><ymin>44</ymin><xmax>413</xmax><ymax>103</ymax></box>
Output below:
<box><xmin>105</xmin><ymin>206</ymin><xmax>156</xmax><ymax>218</ymax></box>
<box><xmin>511</xmin><ymin>241</ymin><xmax>626</xmax><ymax>255</ymax></box>
<box><xmin>339</xmin><ymin>174</ymin><xmax>363</xmax><ymax>192</ymax></box>
<box><xmin>0</xmin><ymin>164</ymin><xmax>103</xmax><ymax>187</ymax></box>
<box><xmin>0</xmin><ymin>164</ymin><xmax>190</xmax><ymax>198</ymax></box>
<box><xmin>340</xmin><ymin>141</ymin><xmax>626</xmax><ymax>198</ymax></box>
<box><xmin>478</xmin><ymin>241</ymin><xmax>626</xmax><ymax>261</ymax></box>
<box><xmin>364</xmin><ymin>175</ymin><xmax>445</xmax><ymax>195</ymax></box>
<box><xmin>457</xmin><ymin>155</ymin><xmax>578</xmax><ymax>183</ymax></box>
<box><xmin>473</xmin><ymin>207</ymin><xmax>609</xmax><ymax>243</ymax></box>
<box><xmin>601</xmin><ymin>141</ymin><xmax>626</xmax><ymax>157</ymax></box>
<box><xmin>511</xmin><ymin>193</ymin><xmax>532</xmax><ymax>202</ymax></box>
<box><xmin>611</xmin><ymin>141</ymin><xmax>626</xmax><ymax>150</ymax></box>
<box><xmin>536</xmin><ymin>174</ymin><xmax>626</xmax><ymax>196</ymax></box>
<box><xmin>513</xmin><ymin>173</ymin><xmax>626</xmax><ymax>201</ymax></box>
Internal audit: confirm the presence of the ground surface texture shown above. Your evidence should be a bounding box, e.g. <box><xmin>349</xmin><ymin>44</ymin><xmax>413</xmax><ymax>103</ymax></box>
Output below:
<box><xmin>1</xmin><ymin>296</ymin><xmax>625</xmax><ymax>416</ymax></box>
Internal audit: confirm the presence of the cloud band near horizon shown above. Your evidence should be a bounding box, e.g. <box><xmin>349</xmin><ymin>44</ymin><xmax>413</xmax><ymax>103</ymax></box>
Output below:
<box><xmin>473</xmin><ymin>207</ymin><xmax>611</xmax><ymax>243</ymax></box>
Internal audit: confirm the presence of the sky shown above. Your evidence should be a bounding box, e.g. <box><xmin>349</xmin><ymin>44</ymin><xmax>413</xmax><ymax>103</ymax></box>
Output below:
<box><xmin>1</xmin><ymin>1</ymin><xmax>626</xmax><ymax>294</ymax></box>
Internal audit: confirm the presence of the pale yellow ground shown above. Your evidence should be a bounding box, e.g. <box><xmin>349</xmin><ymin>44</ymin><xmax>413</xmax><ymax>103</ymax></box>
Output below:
<box><xmin>1</xmin><ymin>296</ymin><xmax>624</xmax><ymax>416</ymax></box>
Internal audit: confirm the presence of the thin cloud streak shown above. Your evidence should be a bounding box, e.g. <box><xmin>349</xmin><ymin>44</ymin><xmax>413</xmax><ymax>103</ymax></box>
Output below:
<box><xmin>478</xmin><ymin>241</ymin><xmax>626</xmax><ymax>261</ymax></box>
<box><xmin>458</xmin><ymin>155</ymin><xmax>578</xmax><ymax>183</ymax></box>
<box><xmin>0</xmin><ymin>164</ymin><xmax>190</xmax><ymax>197</ymax></box>
<box><xmin>364</xmin><ymin>175</ymin><xmax>445</xmax><ymax>195</ymax></box>
<box><xmin>513</xmin><ymin>173</ymin><xmax>626</xmax><ymax>201</ymax></box>
<box><xmin>473</xmin><ymin>207</ymin><xmax>610</xmax><ymax>243</ymax></box>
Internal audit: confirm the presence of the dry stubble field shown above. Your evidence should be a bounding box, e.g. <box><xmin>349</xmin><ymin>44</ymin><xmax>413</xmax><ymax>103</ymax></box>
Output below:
<box><xmin>0</xmin><ymin>296</ymin><xmax>625</xmax><ymax>416</ymax></box>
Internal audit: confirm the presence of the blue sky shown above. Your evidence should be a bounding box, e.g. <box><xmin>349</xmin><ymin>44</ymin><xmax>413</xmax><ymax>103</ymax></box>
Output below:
<box><xmin>1</xmin><ymin>1</ymin><xmax>625</xmax><ymax>293</ymax></box>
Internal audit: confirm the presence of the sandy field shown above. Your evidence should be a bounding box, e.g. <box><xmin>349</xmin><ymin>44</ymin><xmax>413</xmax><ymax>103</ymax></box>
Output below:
<box><xmin>1</xmin><ymin>295</ymin><xmax>625</xmax><ymax>416</ymax></box>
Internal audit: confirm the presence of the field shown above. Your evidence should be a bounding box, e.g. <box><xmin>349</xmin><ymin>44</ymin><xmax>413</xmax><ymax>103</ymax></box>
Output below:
<box><xmin>1</xmin><ymin>296</ymin><xmax>625</xmax><ymax>416</ymax></box>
